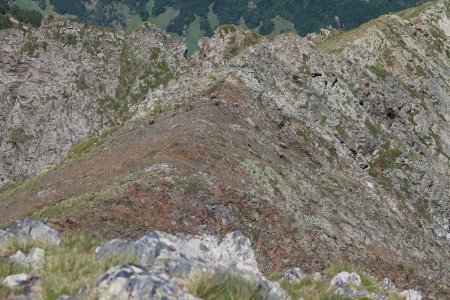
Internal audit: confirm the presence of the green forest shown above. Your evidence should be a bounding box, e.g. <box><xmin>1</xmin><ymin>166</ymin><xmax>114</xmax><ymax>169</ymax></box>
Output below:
<box><xmin>0</xmin><ymin>0</ymin><xmax>42</xmax><ymax>29</ymax></box>
<box><xmin>46</xmin><ymin>0</ymin><xmax>427</xmax><ymax>35</ymax></box>
<box><xmin>2</xmin><ymin>0</ymin><xmax>427</xmax><ymax>51</ymax></box>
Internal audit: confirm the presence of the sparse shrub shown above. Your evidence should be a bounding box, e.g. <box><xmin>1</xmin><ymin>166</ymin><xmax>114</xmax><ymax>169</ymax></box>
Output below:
<box><xmin>415</xmin><ymin>65</ymin><xmax>427</xmax><ymax>77</ymax></box>
<box><xmin>20</xmin><ymin>39</ymin><xmax>40</xmax><ymax>57</ymax></box>
<box><xmin>172</xmin><ymin>176</ymin><xmax>204</xmax><ymax>193</ymax></box>
<box><xmin>360</xmin><ymin>274</ymin><xmax>379</xmax><ymax>292</ymax></box>
<box><xmin>370</xmin><ymin>144</ymin><xmax>402</xmax><ymax>173</ymax></box>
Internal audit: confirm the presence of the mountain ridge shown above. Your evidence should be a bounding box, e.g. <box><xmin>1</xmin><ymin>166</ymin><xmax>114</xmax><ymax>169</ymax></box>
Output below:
<box><xmin>1</xmin><ymin>0</ymin><xmax>450</xmax><ymax>298</ymax></box>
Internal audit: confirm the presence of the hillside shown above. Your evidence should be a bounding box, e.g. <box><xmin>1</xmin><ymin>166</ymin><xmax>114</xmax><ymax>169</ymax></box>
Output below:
<box><xmin>1</xmin><ymin>0</ymin><xmax>450</xmax><ymax>299</ymax></box>
<box><xmin>5</xmin><ymin>0</ymin><xmax>429</xmax><ymax>53</ymax></box>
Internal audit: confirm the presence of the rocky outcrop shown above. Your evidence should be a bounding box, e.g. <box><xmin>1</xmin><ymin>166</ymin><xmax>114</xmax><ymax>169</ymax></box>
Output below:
<box><xmin>1</xmin><ymin>1</ymin><xmax>450</xmax><ymax>299</ymax></box>
<box><xmin>95</xmin><ymin>230</ymin><xmax>286</xmax><ymax>300</ymax></box>
<box><xmin>0</xmin><ymin>218</ymin><xmax>61</xmax><ymax>245</ymax></box>
<box><xmin>0</xmin><ymin>16</ymin><xmax>186</xmax><ymax>187</ymax></box>
<box><xmin>0</xmin><ymin>220</ymin><xmax>416</xmax><ymax>300</ymax></box>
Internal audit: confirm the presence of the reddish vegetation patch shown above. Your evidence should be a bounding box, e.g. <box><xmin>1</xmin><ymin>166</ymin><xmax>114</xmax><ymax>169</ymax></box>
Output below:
<box><xmin>73</xmin><ymin>178</ymin><xmax>314</xmax><ymax>273</ymax></box>
<box><xmin>48</xmin><ymin>218</ymin><xmax>81</xmax><ymax>232</ymax></box>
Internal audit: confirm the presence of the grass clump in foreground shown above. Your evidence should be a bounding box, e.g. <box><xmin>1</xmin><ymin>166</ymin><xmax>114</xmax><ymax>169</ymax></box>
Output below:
<box><xmin>188</xmin><ymin>270</ymin><xmax>265</xmax><ymax>300</ymax></box>
<box><xmin>324</xmin><ymin>264</ymin><xmax>379</xmax><ymax>293</ymax></box>
<box><xmin>268</xmin><ymin>273</ymin><xmax>351</xmax><ymax>300</ymax></box>
<box><xmin>0</xmin><ymin>232</ymin><xmax>137</xmax><ymax>300</ymax></box>
<box><xmin>0</xmin><ymin>261</ymin><xmax>29</xmax><ymax>297</ymax></box>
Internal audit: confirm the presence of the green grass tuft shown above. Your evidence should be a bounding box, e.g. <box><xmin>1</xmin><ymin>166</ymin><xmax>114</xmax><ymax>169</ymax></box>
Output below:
<box><xmin>414</xmin><ymin>198</ymin><xmax>434</xmax><ymax>223</ymax></box>
<box><xmin>360</xmin><ymin>274</ymin><xmax>379</xmax><ymax>292</ymax></box>
<box><xmin>396</xmin><ymin>1</ymin><xmax>435</xmax><ymax>20</ymax></box>
<box><xmin>188</xmin><ymin>270</ymin><xmax>264</xmax><ymax>300</ymax></box>
<box><xmin>0</xmin><ymin>237</ymin><xmax>55</xmax><ymax>257</ymax></box>
<box><xmin>0</xmin><ymin>232</ymin><xmax>136</xmax><ymax>300</ymax></box>
<box><xmin>266</xmin><ymin>271</ymin><xmax>284</xmax><ymax>281</ymax></box>
<box><xmin>172</xmin><ymin>176</ymin><xmax>204</xmax><ymax>193</ymax></box>
<box><xmin>0</xmin><ymin>261</ymin><xmax>28</xmax><ymax>298</ymax></box>
<box><xmin>370</xmin><ymin>144</ymin><xmax>402</xmax><ymax>171</ymax></box>
<box><xmin>365</xmin><ymin>119</ymin><xmax>382</xmax><ymax>137</ymax></box>
<box><xmin>67</xmin><ymin>126</ymin><xmax>117</xmax><ymax>159</ymax></box>
<box><xmin>368</xmin><ymin>65</ymin><xmax>390</xmax><ymax>80</ymax></box>
<box><xmin>324</xmin><ymin>264</ymin><xmax>356</xmax><ymax>278</ymax></box>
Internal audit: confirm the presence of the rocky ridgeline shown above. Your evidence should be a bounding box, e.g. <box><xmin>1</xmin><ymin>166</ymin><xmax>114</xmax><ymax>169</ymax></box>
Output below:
<box><xmin>0</xmin><ymin>220</ymin><xmax>420</xmax><ymax>300</ymax></box>
<box><xmin>1</xmin><ymin>0</ymin><xmax>450</xmax><ymax>298</ymax></box>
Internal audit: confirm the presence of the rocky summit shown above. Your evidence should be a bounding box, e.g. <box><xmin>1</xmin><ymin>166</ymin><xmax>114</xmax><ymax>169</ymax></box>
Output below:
<box><xmin>1</xmin><ymin>0</ymin><xmax>450</xmax><ymax>299</ymax></box>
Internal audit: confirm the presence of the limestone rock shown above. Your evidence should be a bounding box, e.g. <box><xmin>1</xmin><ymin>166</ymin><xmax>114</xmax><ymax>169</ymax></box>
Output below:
<box><xmin>2</xmin><ymin>218</ymin><xmax>60</xmax><ymax>246</ymax></box>
<box><xmin>381</xmin><ymin>277</ymin><xmax>395</xmax><ymax>290</ymax></box>
<box><xmin>401</xmin><ymin>289</ymin><xmax>422</xmax><ymax>300</ymax></box>
<box><xmin>284</xmin><ymin>267</ymin><xmax>305</xmax><ymax>283</ymax></box>
<box><xmin>1</xmin><ymin>0</ymin><xmax>450</xmax><ymax>298</ymax></box>
<box><xmin>2</xmin><ymin>274</ymin><xmax>30</xmax><ymax>289</ymax></box>
<box><xmin>0</xmin><ymin>18</ymin><xmax>186</xmax><ymax>187</ymax></box>
<box><xmin>95</xmin><ymin>264</ymin><xmax>198</xmax><ymax>300</ymax></box>
<box><xmin>9</xmin><ymin>247</ymin><xmax>45</xmax><ymax>269</ymax></box>
<box><xmin>330</xmin><ymin>272</ymin><xmax>362</xmax><ymax>288</ymax></box>
<box><xmin>96</xmin><ymin>231</ymin><xmax>287</xmax><ymax>300</ymax></box>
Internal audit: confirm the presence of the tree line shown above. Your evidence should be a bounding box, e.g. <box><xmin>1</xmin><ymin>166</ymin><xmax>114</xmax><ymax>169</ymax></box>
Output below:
<box><xmin>2</xmin><ymin>0</ymin><xmax>427</xmax><ymax>37</ymax></box>
<box><xmin>0</xmin><ymin>0</ymin><xmax>43</xmax><ymax>29</ymax></box>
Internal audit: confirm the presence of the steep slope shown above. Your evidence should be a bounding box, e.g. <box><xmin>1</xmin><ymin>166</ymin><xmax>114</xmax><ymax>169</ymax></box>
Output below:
<box><xmin>1</xmin><ymin>1</ymin><xmax>450</xmax><ymax>298</ymax></box>
<box><xmin>0</xmin><ymin>16</ymin><xmax>186</xmax><ymax>186</ymax></box>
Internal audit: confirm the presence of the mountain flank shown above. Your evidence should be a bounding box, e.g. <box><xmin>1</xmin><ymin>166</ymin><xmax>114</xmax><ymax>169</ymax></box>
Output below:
<box><xmin>0</xmin><ymin>0</ymin><xmax>450</xmax><ymax>299</ymax></box>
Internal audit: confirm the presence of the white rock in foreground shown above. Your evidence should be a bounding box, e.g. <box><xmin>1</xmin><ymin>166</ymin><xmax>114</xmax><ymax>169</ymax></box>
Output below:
<box><xmin>330</xmin><ymin>271</ymin><xmax>362</xmax><ymax>288</ymax></box>
<box><xmin>401</xmin><ymin>289</ymin><xmax>422</xmax><ymax>300</ymax></box>
<box><xmin>95</xmin><ymin>231</ymin><xmax>286</xmax><ymax>300</ymax></box>
<box><xmin>2</xmin><ymin>274</ymin><xmax>30</xmax><ymax>289</ymax></box>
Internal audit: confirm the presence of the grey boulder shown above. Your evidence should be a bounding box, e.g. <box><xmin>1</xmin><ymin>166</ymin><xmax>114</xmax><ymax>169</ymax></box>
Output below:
<box><xmin>9</xmin><ymin>247</ymin><xmax>45</xmax><ymax>269</ymax></box>
<box><xmin>95</xmin><ymin>231</ymin><xmax>287</xmax><ymax>300</ymax></box>
<box><xmin>2</xmin><ymin>274</ymin><xmax>31</xmax><ymax>289</ymax></box>
<box><xmin>95</xmin><ymin>264</ymin><xmax>199</xmax><ymax>300</ymax></box>
<box><xmin>1</xmin><ymin>219</ymin><xmax>60</xmax><ymax>246</ymax></box>
<box><xmin>284</xmin><ymin>267</ymin><xmax>305</xmax><ymax>283</ymax></box>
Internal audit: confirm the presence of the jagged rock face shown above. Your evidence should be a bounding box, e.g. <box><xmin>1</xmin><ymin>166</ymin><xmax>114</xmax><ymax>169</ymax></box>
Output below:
<box><xmin>0</xmin><ymin>17</ymin><xmax>186</xmax><ymax>186</ymax></box>
<box><xmin>94</xmin><ymin>230</ymin><xmax>286</xmax><ymax>300</ymax></box>
<box><xmin>0</xmin><ymin>220</ymin><xmax>287</xmax><ymax>300</ymax></box>
<box><xmin>1</xmin><ymin>1</ymin><xmax>450</xmax><ymax>298</ymax></box>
